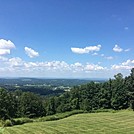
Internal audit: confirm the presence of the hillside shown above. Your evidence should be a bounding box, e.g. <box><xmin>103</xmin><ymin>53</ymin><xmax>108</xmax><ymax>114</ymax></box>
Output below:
<box><xmin>2</xmin><ymin>110</ymin><xmax>134</xmax><ymax>134</ymax></box>
<box><xmin>0</xmin><ymin>78</ymin><xmax>103</xmax><ymax>96</ymax></box>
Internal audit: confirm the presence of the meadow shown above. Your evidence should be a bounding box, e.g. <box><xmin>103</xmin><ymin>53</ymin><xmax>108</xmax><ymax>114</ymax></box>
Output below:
<box><xmin>2</xmin><ymin>110</ymin><xmax>134</xmax><ymax>134</ymax></box>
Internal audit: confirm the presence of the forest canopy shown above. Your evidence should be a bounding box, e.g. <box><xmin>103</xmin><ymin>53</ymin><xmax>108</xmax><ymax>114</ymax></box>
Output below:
<box><xmin>0</xmin><ymin>68</ymin><xmax>134</xmax><ymax>120</ymax></box>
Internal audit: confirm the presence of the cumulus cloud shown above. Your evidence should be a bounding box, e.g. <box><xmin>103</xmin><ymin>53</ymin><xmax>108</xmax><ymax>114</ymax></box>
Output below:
<box><xmin>113</xmin><ymin>45</ymin><xmax>123</xmax><ymax>52</ymax></box>
<box><xmin>8</xmin><ymin>57</ymin><xmax>24</xmax><ymax>67</ymax></box>
<box><xmin>1</xmin><ymin>57</ymin><xmax>133</xmax><ymax>78</ymax></box>
<box><xmin>71</xmin><ymin>45</ymin><xmax>101</xmax><ymax>54</ymax></box>
<box><xmin>113</xmin><ymin>45</ymin><xmax>130</xmax><ymax>52</ymax></box>
<box><xmin>111</xmin><ymin>59</ymin><xmax>134</xmax><ymax>70</ymax></box>
<box><xmin>0</xmin><ymin>39</ymin><xmax>15</xmax><ymax>55</ymax></box>
<box><xmin>0</xmin><ymin>56</ymin><xmax>107</xmax><ymax>77</ymax></box>
<box><xmin>71</xmin><ymin>47</ymin><xmax>88</xmax><ymax>54</ymax></box>
<box><xmin>71</xmin><ymin>62</ymin><xmax>84</xmax><ymax>72</ymax></box>
<box><xmin>39</xmin><ymin>62</ymin><xmax>104</xmax><ymax>77</ymax></box>
<box><xmin>84</xmin><ymin>63</ymin><xmax>105</xmax><ymax>71</ymax></box>
<box><xmin>85</xmin><ymin>45</ymin><xmax>101</xmax><ymax>52</ymax></box>
<box><xmin>25</xmin><ymin>47</ymin><xmax>39</xmax><ymax>58</ymax></box>
<box><xmin>0</xmin><ymin>49</ymin><xmax>10</xmax><ymax>55</ymax></box>
<box><xmin>23</xmin><ymin>61</ymin><xmax>71</xmax><ymax>72</ymax></box>
<box><xmin>0</xmin><ymin>56</ymin><xmax>8</xmax><ymax>61</ymax></box>
<box><xmin>1</xmin><ymin>56</ymin><xmax>133</xmax><ymax>78</ymax></box>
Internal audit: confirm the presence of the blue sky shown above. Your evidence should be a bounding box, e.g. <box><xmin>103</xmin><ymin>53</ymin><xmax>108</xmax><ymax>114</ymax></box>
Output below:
<box><xmin>0</xmin><ymin>0</ymin><xmax>134</xmax><ymax>78</ymax></box>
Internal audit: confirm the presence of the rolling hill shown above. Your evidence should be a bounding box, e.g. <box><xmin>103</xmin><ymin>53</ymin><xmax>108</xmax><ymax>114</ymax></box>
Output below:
<box><xmin>2</xmin><ymin>110</ymin><xmax>134</xmax><ymax>134</ymax></box>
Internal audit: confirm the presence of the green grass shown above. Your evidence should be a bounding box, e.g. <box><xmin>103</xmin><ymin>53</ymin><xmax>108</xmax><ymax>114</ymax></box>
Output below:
<box><xmin>2</xmin><ymin>110</ymin><xmax>134</xmax><ymax>134</ymax></box>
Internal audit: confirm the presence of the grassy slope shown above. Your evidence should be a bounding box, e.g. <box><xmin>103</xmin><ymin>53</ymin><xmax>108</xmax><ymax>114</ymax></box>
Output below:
<box><xmin>3</xmin><ymin>110</ymin><xmax>134</xmax><ymax>134</ymax></box>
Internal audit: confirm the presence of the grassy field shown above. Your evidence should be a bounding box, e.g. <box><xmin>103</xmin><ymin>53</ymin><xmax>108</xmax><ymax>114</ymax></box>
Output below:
<box><xmin>2</xmin><ymin>110</ymin><xmax>134</xmax><ymax>134</ymax></box>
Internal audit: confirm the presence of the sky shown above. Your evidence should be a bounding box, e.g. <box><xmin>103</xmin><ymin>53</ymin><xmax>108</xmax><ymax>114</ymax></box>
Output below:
<box><xmin>0</xmin><ymin>0</ymin><xmax>134</xmax><ymax>78</ymax></box>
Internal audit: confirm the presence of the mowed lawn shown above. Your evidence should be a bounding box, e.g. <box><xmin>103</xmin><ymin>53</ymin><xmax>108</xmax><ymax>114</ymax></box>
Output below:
<box><xmin>3</xmin><ymin>110</ymin><xmax>134</xmax><ymax>134</ymax></box>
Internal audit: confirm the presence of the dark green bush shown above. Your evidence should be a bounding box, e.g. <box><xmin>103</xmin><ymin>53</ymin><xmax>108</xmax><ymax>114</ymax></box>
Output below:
<box><xmin>13</xmin><ymin>118</ymin><xmax>33</xmax><ymax>125</ymax></box>
<box><xmin>38</xmin><ymin>110</ymin><xmax>84</xmax><ymax>122</ymax></box>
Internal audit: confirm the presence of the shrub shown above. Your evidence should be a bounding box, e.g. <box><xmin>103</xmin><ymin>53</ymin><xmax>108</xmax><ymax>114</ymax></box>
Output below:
<box><xmin>0</xmin><ymin>120</ymin><xmax>3</xmax><ymax>127</ymax></box>
<box><xmin>0</xmin><ymin>118</ymin><xmax>34</xmax><ymax>127</ymax></box>
<box><xmin>12</xmin><ymin>118</ymin><xmax>33</xmax><ymax>125</ymax></box>
<box><xmin>38</xmin><ymin>110</ymin><xmax>84</xmax><ymax>122</ymax></box>
<box><xmin>4</xmin><ymin>120</ymin><xmax>13</xmax><ymax>127</ymax></box>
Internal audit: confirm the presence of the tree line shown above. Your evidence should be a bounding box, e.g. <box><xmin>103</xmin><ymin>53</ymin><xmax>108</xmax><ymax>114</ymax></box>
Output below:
<box><xmin>0</xmin><ymin>68</ymin><xmax>134</xmax><ymax>120</ymax></box>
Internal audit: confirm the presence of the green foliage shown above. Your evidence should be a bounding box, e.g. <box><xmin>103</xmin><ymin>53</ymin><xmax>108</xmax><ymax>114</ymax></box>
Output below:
<box><xmin>0</xmin><ymin>120</ymin><xmax>4</xmax><ymax>127</ymax></box>
<box><xmin>19</xmin><ymin>92</ymin><xmax>46</xmax><ymax>118</ymax></box>
<box><xmin>46</xmin><ymin>97</ymin><xmax>56</xmax><ymax>115</ymax></box>
<box><xmin>37</xmin><ymin>110</ymin><xmax>84</xmax><ymax>122</ymax></box>
<box><xmin>0</xmin><ymin>68</ymin><xmax>134</xmax><ymax>122</ymax></box>
<box><xmin>2</xmin><ymin>111</ymin><xmax>83</xmax><ymax>127</ymax></box>
<box><xmin>3</xmin><ymin>120</ymin><xmax>13</xmax><ymax>127</ymax></box>
<box><xmin>0</xmin><ymin>88</ymin><xmax>17</xmax><ymax>120</ymax></box>
<box><xmin>12</xmin><ymin>118</ymin><xmax>33</xmax><ymax>125</ymax></box>
<box><xmin>1</xmin><ymin>118</ymin><xmax>33</xmax><ymax>127</ymax></box>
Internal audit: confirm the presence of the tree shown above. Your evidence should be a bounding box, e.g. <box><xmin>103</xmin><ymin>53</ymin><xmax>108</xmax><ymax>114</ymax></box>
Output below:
<box><xmin>46</xmin><ymin>97</ymin><xmax>56</xmax><ymax>115</ymax></box>
<box><xmin>125</xmin><ymin>68</ymin><xmax>134</xmax><ymax>109</ymax></box>
<box><xmin>19</xmin><ymin>92</ymin><xmax>45</xmax><ymax>118</ymax></box>
<box><xmin>0</xmin><ymin>88</ymin><xmax>17</xmax><ymax>119</ymax></box>
<box><xmin>131</xmin><ymin>68</ymin><xmax>134</xmax><ymax>79</ymax></box>
<box><xmin>111</xmin><ymin>73</ymin><xmax>128</xmax><ymax>109</ymax></box>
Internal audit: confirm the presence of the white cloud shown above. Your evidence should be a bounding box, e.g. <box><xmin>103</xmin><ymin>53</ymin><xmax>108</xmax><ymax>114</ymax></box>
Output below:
<box><xmin>113</xmin><ymin>45</ymin><xmax>123</xmax><ymax>52</ymax></box>
<box><xmin>92</xmin><ymin>52</ymin><xmax>98</xmax><ymax>56</ymax></box>
<box><xmin>24</xmin><ymin>61</ymin><xmax>71</xmax><ymax>72</ymax></box>
<box><xmin>71</xmin><ymin>45</ymin><xmax>101</xmax><ymax>54</ymax></box>
<box><xmin>1</xmin><ymin>56</ymin><xmax>133</xmax><ymax>78</ymax></box>
<box><xmin>8</xmin><ymin>57</ymin><xmax>24</xmax><ymax>67</ymax></box>
<box><xmin>0</xmin><ymin>49</ymin><xmax>10</xmax><ymax>55</ymax></box>
<box><xmin>73</xmin><ymin>62</ymin><xmax>83</xmax><ymax>67</ymax></box>
<box><xmin>124</xmin><ymin>48</ymin><xmax>130</xmax><ymax>52</ymax></box>
<box><xmin>105</xmin><ymin>56</ymin><xmax>113</xmax><ymax>60</ymax></box>
<box><xmin>84</xmin><ymin>63</ymin><xmax>105</xmax><ymax>71</ymax></box>
<box><xmin>0</xmin><ymin>39</ymin><xmax>15</xmax><ymax>49</ymax></box>
<box><xmin>75</xmin><ymin>62</ymin><xmax>82</xmax><ymax>66</ymax></box>
<box><xmin>71</xmin><ymin>47</ymin><xmax>89</xmax><ymax>54</ymax></box>
<box><xmin>122</xmin><ymin>59</ymin><xmax>134</xmax><ymax>66</ymax></box>
<box><xmin>113</xmin><ymin>45</ymin><xmax>130</xmax><ymax>52</ymax></box>
<box><xmin>0</xmin><ymin>56</ymin><xmax>8</xmax><ymax>61</ymax></box>
<box><xmin>0</xmin><ymin>39</ymin><xmax>15</xmax><ymax>55</ymax></box>
<box><xmin>0</xmin><ymin>57</ymin><xmax>108</xmax><ymax>77</ymax></box>
<box><xmin>71</xmin><ymin>62</ymin><xmax>84</xmax><ymax>72</ymax></box>
<box><xmin>24</xmin><ymin>62</ymin><xmax>38</xmax><ymax>68</ymax></box>
<box><xmin>111</xmin><ymin>59</ymin><xmax>134</xmax><ymax>70</ymax></box>
<box><xmin>25</xmin><ymin>47</ymin><xmax>39</xmax><ymax>58</ymax></box>
<box><xmin>85</xmin><ymin>45</ymin><xmax>101</xmax><ymax>52</ymax></box>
